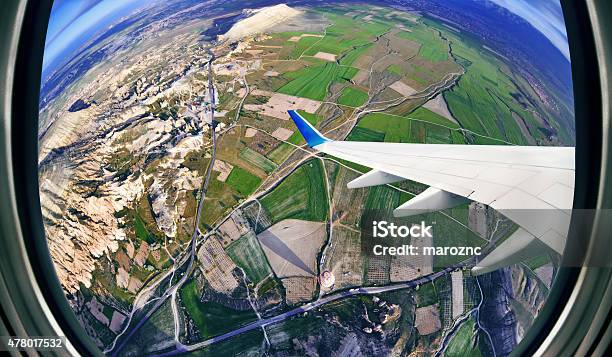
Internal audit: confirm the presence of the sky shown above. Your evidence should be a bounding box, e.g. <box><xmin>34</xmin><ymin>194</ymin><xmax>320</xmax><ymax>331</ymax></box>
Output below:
<box><xmin>489</xmin><ymin>0</ymin><xmax>570</xmax><ymax>61</ymax></box>
<box><xmin>43</xmin><ymin>0</ymin><xmax>143</xmax><ymax>74</ymax></box>
<box><xmin>43</xmin><ymin>0</ymin><xmax>571</xmax><ymax>74</ymax></box>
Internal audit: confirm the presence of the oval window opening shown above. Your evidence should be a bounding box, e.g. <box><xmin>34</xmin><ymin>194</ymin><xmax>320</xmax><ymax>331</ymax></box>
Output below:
<box><xmin>39</xmin><ymin>1</ymin><xmax>574</xmax><ymax>355</ymax></box>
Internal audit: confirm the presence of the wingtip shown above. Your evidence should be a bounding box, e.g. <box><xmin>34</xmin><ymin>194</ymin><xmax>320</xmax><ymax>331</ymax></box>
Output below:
<box><xmin>287</xmin><ymin>110</ymin><xmax>329</xmax><ymax>147</ymax></box>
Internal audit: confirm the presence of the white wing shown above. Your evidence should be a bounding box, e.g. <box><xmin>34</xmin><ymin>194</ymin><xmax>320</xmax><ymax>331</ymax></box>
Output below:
<box><xmin>288</xmin><ymin>110</ymin><xmax>575</xmax><ymax>274</ymax></box>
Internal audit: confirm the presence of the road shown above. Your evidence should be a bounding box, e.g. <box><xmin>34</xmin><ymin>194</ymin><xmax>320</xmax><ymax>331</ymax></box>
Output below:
<box><xmin>109</xmin><ymin>51</ymin><xmax>218</xmax><ymax>356</ymax></box>
<box><xmin>154</xmin><ymin>265</ymin><xmax>460</xmax><ymax>356</ymax></box>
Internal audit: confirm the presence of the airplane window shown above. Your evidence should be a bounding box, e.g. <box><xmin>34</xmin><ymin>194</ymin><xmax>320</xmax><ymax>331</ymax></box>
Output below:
<box><xmin>38</xmin><ymin>0</ymin><xmax>574</xmax><ymax>355</ymax></box>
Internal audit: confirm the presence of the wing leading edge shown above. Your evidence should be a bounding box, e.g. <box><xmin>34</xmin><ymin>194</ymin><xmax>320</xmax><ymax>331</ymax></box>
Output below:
<box><xmin>287</xmin><ymin>110</ymin><xmax>575</xmax><ymax>275</ymax></box>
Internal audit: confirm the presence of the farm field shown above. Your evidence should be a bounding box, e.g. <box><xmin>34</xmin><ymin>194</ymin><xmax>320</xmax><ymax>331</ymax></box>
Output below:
<box><xmin>260</xmin><ymin>160</ymin><xmax>328</xmax><ymax>223</ymax></box>
<box><xmin>337</xmin><ymin>86</ymin><xmax>369</xmax><ymax>107</ymax></box>
<box><xmin>277</xmin><ymin>61</ymin><xmax>358</xmax><ymax>101</ymax></box>
<box><xmin>303</xmin><ymin>11</ymin><xmax>391</xmax><ymax>57</ymax></box>
<box><xmin>226</xmin><ymin>166</ymin><xmax>262</xmax><ymax>196</ymax></box>
<box><xmin>348</xmin><ymin>108</ymin><xmax>467</xmax><ymax>144</ymax></box>
<box><xmin>430</xmin><ymin>211</ymin><xmax>488</xmax><ymax>268</ymax></box>
<box><xmin>179</xmin><ymin>280</ymin><xmax>258</xmax><ymax>339</ymax></box>
<box><xmin>339</xmin><ymin>44</ymin><xmax>372</xmax><ymax>66</ymax></box>
<box><xmin>430</xmin><ymin>20</ymin><xmax>574</xmax><ymax>145</ymax></box>
<box><xmin>396</xmin><ymin>23</ymin><xmax>448</xmax><ymax>62</ymax></box>
<box><xmin>364</xmin><ymin>185</ymin><xmax>406</xmax><ymax>212</ymax></box>
<box><xmin>416</xmin><ymin>281</ymin><xmax>439</xmax><ymax>307</ymax></box>
<box><xmin>192</xmin><ymin>329</ymin><xmax>265</xmax><ymax>356</ymax></box>
<box><xmin>445</xmin><ymin>318</ymin><xmax>483</xmax><ymax>357</ymax></box>
<box><xmin>239</xmin><ymin>147</ymin><xmax>277</xmax><ymax>174</ymax></box>
<box><xmin>226</xmin><ymin>232</ymin><xmax>272</xmax><ymax>284</ymax></box>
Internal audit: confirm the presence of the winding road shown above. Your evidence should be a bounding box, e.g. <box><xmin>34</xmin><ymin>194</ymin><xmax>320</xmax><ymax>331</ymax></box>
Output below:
<box><xmin>154</xmin><ymin>265</ymin><xmax>461</xmax><ymax>356</ymax></box>
<box><xmin>109</xmin><ymin>51</ymin><xmax>218</xmax><ymax>357</ymax></box>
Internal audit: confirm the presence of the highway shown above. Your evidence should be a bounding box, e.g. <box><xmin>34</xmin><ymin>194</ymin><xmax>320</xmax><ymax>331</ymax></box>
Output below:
<box><xmin>154</xmin><ymin>265</ymin><xmax>460</xmax><ymax>356</ymax></box>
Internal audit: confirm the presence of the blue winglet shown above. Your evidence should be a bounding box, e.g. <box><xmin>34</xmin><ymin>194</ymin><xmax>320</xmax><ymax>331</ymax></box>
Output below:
<box><xmin>287</xmin><ymin>110</ymin><xmax>330</xmax><ymax>147</ymax></box>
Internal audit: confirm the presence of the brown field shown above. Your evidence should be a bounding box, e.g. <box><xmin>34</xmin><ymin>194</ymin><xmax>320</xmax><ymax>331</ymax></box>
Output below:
<box><xmin>423</xmin><ymin>93</ymin><xmax>459</xmax><ymax>124</ymax></box>
<box><xmin>390</xmin><ymin>80</ymin><xmax>418</xmax><ymax>97</ymax></box>
<box><xmin>352</xmin><ymin>69</ymin><xmax>370</xmax><ymax>86</ymax></box>
<box><xmin>245</xmin><ymin>127</ymin><xmax>258</xmax><ymax>137</ymax></box>
<box><xmin>352</xmin><ymin>42</ymin><xmax>387</xmax><ymax>70</ymax></box>
<box><xmin>313</xmin><ymin>51</ymin><xmax>337</xmax><ymax>62</ymax></box>
<box><xmin>248</xmin><ymin>131</ymin><xmax>279</xmax><ymax>155</ymax></box>
<box><xmin>415</xmin><ymin>304</ymin><xmax>442</xmax><ymax>336</ymax></box>
<box><xmin>390</xmin><ymin>234</ymin><xmax>433</xmax><ymax>282</ymax></box>
<box><xmin>244</xmin><ymin>90</ymin><xmax>322</xmax><ymax>120</ymax></box>
<box><xmin>217</xmin><ymin>211</ymin><xmax>251</xmax><ymax>247</ymax></box>
<box><xmin>212</xmin><ymin>159</ymin><xmax>234</xmax><ymax>182</ymax></box>
<box><xmin>451</xmin><ymin>270</ymin><xmax>464</xmax><ymax>319</ymax></box>
<box><xmin>271</xmin><ymin>127</ymin><xmax>293</xmax><ymax>141</ymax></box>
<box><xmin>386</xmin><ymin>32</ymin><xmax>421</xmax><ymax>58</ymax></box>
<box><xmin>282</xmin><ymin>276</ymin><xmax>317</xmax><ymax>304</ymax></box>
<box><xmin>216</xmin><ymin>127</ymin><xmax>268</xmax><ymax>178</ymax></box>
<box><xmin>366</xmin><ymin>255</ymin><xmax>391</xmax><ymax>285</ymax></box>
<box><xmin>321</xmin><ymin>225</ymin><xmax>363</xmax><ymax>292</ymax></box>
<box><xmin>197</xmin><ymin>236</ymin><xmax>240</xmax><ymax>294</ymax></box>
<box><xmin>257</xmin><ymin>219</ymin><xmax>326</xmax><ymax>278</ymax></box>
<box><xmin>330</xmin><ymin>166</ymin><xmax>368</xmax><ymax>227</ymax></box>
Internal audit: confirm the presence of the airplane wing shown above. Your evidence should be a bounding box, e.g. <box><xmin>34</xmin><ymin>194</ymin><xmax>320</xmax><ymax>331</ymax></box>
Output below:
<box><xmin>288</xmin><ymin>110</ymin><xmax>575</xmax><ymax>275</ymax></box>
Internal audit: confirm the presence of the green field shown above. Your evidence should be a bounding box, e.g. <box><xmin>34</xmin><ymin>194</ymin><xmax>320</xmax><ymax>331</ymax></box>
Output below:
<box><xmin>430</xmin><ymin>212</ymin><xmax>487</xmax><ymax>268</ymax></box>
<box><xmin>287</xmin><ymin>36</ymin><xmax>321</xmax><ymax>60</ymax></box>
<box><xmin>445</xmin><ymin>318</ymin><xmax>483</xmax><ymax>357</ymax></box>
<box><xmin>327</xmin><ymin>154</ymin><xmax>371</xmax><ymax>174</ymax></box>
<box><xmin>226</xmin><ymin>232</ymin><xmax>272</xmax><ymax>284</ymax></box>
<box><xmin>266</xmin><ymin>143</ymin><xmax>295</xmax><ymax>165</ymax></box>
<box><xmin>239</xmin><ymin>147</ymin><xmax>277</xmax><ymax>174</ymax></box>
<box><xmin>409</xmin><ymin>107</ymin><xmax>460</xmax><ymax>129</ymax></box>
<box><xmin>190</xmin><ymin>329</ymin><xmax>264</xmax><ymax>356</ymax></box>
<box><xmin>525</xmin><ymin>254</ymin><xmax>552</xmax><ymax>270</ymax></box>
<box><xmin>355</xmin><ymin>112</ymin><xmax>412</xmax><ymax>142</ymax></box>
<box><xmin>278</xmin><ymin>62</ymin><xmax>358</xmax><ymax>101</ymax></box>
<box><xmin>260</xmin><ymin>160</ymin><xmax>328</xmax><ymax>223</ymax></box>
<box><xmin>339</xmin><ymin>44</ymin><xmax>372</xmax><ymax>66</ymax></box>
<box><xmin>179</xmin><ymin>280</ymin><xmax>258</xmax><ymax>339</ymax></box>
<box><xmin>349</xmin><ymin>109</ymin><xmax>465</xmax><ymax>144</ymax></box>
<box><xmin>337</xmin><ymin>86</ymin><xmax>369</xmax><ymax>107</ymax></box>
<box><xmin>428</xmin><ymin>19</ymin><xmax>575</xmax><ymax>145</ymax></box>
<box><xmin>256</xmin><ymin>276</ymin><xmax>280</xmax><ymax>296</ymax></box>
<box><xmin>304</xmin><ymin>11</ymin><xmax>391</xmax><ymax>57</ymax></box>
<box><xmin>199</xmin><ymin>175</ymin><xmax>239</xmax><ymax>230</ymax></box>
<box><xmin>364</xmin><ymin>185</ymin><xmax>411</xmax><ymax>213</ymax></box>
<box><xmin>416</xmin><ymin>282</ymin><xmax>438</xmax><ymax>307</ymax></box>
<box><xmin>133</xmin><ymin>212</ymin><xmax>156</xmax><ymax>244</ymax></box>
<box><xmin>387</xmin><ymin>63</ymin><xmax>403</xmax><ymax>76</ymax></box>
<box><xmin>226</xmin><ymin>166</ymin><xmax>262</xmax><ymax>196</ymax></box>
<box><xmin>396</xmin><ymin>24</ymin><xmax>448</xmax><ymax>62</ymax></box>
<box><xmin>346</xmin><ymin>126</ymin><xmax>385</xmax><ymax>142</ymax></box>
<box><xmin>426</xmin><ymin>123</ymin><xmax>453</xmax><ymax>143</ymax></box>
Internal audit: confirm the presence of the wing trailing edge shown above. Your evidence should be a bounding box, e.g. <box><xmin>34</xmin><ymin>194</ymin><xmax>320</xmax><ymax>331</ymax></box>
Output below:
<box><xmin>347</xmin><ymin>169</ymin><xmax>404</xmax><ymax>189</ymax></box>
<box><xmin>472</xmin><ymin>228</ymin><xmax>548</xmax><ymax>275</ymax></box>
<box><xmin>394</xmin><ymin>187</ymin><xmax>470</xmax><ymax>218</ymax></box>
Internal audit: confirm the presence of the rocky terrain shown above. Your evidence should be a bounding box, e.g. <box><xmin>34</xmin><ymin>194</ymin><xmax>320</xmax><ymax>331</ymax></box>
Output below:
<box><xmin>39</xmin><ymin>12</ymin><xmax>215</xmax><ymax>295</ymax></box>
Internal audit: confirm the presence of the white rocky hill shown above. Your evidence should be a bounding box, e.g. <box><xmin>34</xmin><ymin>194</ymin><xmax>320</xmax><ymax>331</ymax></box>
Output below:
<box><xmin>221</xmin><ymin>4</ymin><xmax>301</xmax><ymax>42</ymax></box>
